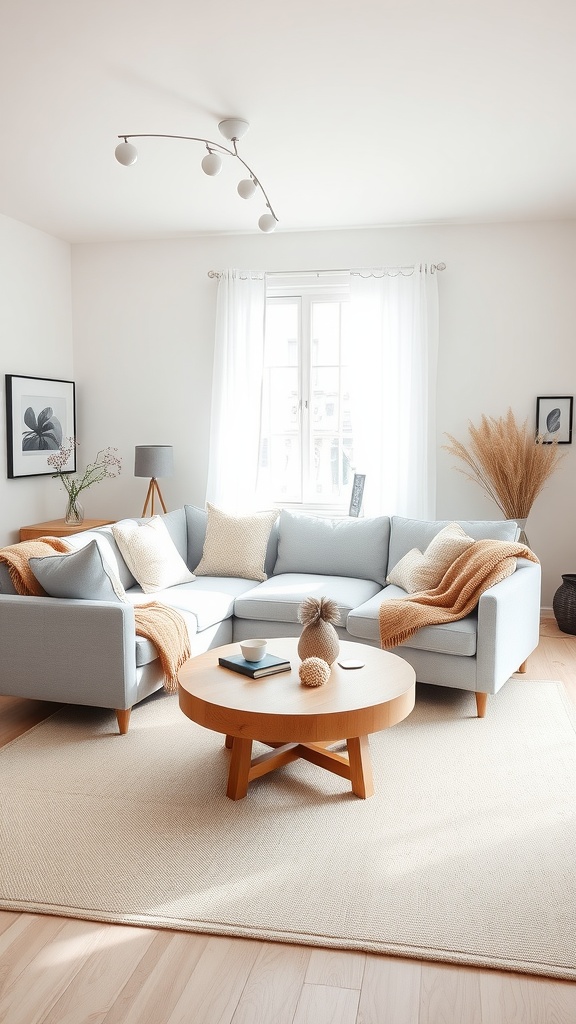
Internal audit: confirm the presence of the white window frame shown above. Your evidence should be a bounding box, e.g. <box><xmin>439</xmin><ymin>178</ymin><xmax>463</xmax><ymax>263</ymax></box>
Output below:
<box><xmin>260</xmin><ymin>276</ymin><xmax>352</xmax><ymax>514</ymax></box>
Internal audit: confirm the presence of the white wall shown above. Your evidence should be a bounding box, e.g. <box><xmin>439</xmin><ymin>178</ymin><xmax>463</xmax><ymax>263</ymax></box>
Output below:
<box><xmin>0</xmin><ymin>217</ymin><xmax>567</xmax><ymax>606</ymax></box>
<box><xmin>0</xmin><ymin>213</ymin><xmax>73</xmax><ymax>542</ymax></box>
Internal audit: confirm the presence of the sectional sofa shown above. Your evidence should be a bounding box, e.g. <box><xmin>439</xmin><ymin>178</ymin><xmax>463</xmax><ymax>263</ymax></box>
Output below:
<box><xmin>0</xmin><ymin>505</ymin><xmax>541</xmax><ymax>732</ymax></box>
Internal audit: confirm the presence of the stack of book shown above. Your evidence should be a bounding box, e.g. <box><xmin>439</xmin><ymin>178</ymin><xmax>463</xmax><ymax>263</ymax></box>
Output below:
<box><xmin>218</xmin><ymin>653</ymin><xmax>291</xmax><ymax>678</ymax></box>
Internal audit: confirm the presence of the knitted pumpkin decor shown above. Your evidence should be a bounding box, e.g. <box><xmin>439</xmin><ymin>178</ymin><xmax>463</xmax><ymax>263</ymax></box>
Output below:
<box><xmin>297</xmin><ymin>596</ymin><xmax>341</xmax><ymax>665</ymax></box>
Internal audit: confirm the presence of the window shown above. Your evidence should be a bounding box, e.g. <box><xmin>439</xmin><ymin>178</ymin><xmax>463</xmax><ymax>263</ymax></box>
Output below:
<box><xmin>208</xmin><ymin>267</ymin><xmax>438</xmax><ymax>519</ymax></box>
<box><xmin>257</xmin><ymin>280</ymin><xmax>354</xmax><ymax>510</ymax></box>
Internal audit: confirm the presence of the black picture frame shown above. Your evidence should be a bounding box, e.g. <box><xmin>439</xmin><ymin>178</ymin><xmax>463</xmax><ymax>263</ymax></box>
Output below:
<box><xmin>535</xmin><ymin>395</ymin><xmax>573</xmax><ymax>444</ymax></box>
<box><xmin>5</xmin><ymin>374</ymin><xmax>76</xmax><ymax>478</ymax></box>
<box><xmin>348</xmin><ymin>473</ymin><xmax>366</xmax><ymax>517</ymax></box>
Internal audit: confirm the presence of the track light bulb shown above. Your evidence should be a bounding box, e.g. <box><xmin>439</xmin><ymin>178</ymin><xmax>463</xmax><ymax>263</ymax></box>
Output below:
<box><xmin>201</xmin><ymin>151</ymin><xmax>222</xmax><ymax>176</ymax></box>
<box><xmin>237</xmin><ymin>178</ymin><xmax>258</xmax><ymax>200</ymax></box>
<box><xmin>258</xmin><ymin>212</ymin><xmax>277</xmax><ymax>233</ymax></box>
<box><xmin>115</xmin><ymin>141</ymin><xmax>138</xmax><ymax>166</ymax></box>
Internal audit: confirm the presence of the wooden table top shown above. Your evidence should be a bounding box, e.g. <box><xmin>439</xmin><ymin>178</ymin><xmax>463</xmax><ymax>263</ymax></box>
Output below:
<box><xmin>178</xmin><ymin>638</ymin><xmax>416</xmax><ymax>744</ymax></box>
<box><xmin>19</xmin><ymin>518</ymin><xmax>115</xmax><ymax>540</ymax></box>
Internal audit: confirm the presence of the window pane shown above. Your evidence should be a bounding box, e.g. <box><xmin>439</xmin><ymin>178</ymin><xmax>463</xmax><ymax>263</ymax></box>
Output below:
<box><xmin>260</xmin><ymin>290</ymin><xmax>353</xmax><ymax>509</ymax></box>
<box><xmin>259</xmin><ymin>299</ymin><xmax>302</xmax><ymax>502</ymax></box>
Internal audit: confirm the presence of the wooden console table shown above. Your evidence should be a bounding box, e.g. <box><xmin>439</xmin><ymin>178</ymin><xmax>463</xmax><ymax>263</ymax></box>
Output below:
<box><xmin>19</xmin><ymin>518</ymin><xmax>115</xmax><ymax>541</ymax></box>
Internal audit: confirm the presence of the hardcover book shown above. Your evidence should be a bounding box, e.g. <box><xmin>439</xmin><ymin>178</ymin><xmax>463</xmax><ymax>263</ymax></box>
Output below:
<box><xmin>218</xmin><ymin>653</ymin><xmax>291</xmax><ymax>678</ymax></box>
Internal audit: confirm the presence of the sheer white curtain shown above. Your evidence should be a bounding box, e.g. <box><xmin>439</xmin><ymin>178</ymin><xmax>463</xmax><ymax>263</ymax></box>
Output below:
<box><xmin>205</xmin><ymin>270</ymin><xmax>266</xmax><ymax>511</ymax></box>
<box><xmin>348</xmin><ymin>267</ymin><xmax>439</xmax><ymax>518</ymax></box>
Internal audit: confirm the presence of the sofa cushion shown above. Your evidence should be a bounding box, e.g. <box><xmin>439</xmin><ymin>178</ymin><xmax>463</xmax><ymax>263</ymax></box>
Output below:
<box><xmin>347</xmin><ymin>586</ymin><xmax>478</xmax><ymax>657</ymax></box>
<box><xmin>126</xmin><ymin>576</ymin><xmax>257</xmax><ymax>632</ymax></box>
<box><xmin>193</xmin><ymin>503</ymin><xmax>280</xmax><ymax>582</ymax></box>
<box><xmin>159</xmin><ymin>507</ymin><xmax>189</xmax><ymax>563</ymax></box>
<box><xmin>234</xmin><ymin>573</ymin><xmax>382</xmax><ymax>625</ymax></box>
<box><xmin>386</xmin><ymin>522</ymin><xmax>475</xmax><ymax>594</ymax></box>
<box><xmin>29</xmin><ymin>540</ymin><xmax>127</xmax><ymax>602</ymax></box>
<box><xmin>65</xmin><ymin>527</ymin><xmax>137</xmax><ymax>590</ymax></box>
<box><xmin>112</xmin><ymin>516</ymin><xmax>195</xmax><ymax>594</ymax></box>
<box><xmin>185</xmin><ymin>504</ymin><xmax>280</xmax><ymax>578</ymax></box>
<box><xmin>388</xmin><ymin>516</ymin><xmax>519</xmax><ymax>572</ymax></box>
<box><xmin>273</xmin><ymin>510</ymin><xmax>391</xmax><ymax>586</ymax></box>
<box><xmin>127</xmin><ymin>576</ymin><xmax>257</xmax><ymax>667</ymax></box>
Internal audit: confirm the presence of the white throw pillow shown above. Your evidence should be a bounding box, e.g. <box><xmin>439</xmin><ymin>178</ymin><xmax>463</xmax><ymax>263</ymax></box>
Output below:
<box><xmin>386</xmin><ymin>522</ymin><xmax>475</xmax><ymax>594</ymax></box>
<box><xmin>112</xmin><ymin>516</ymin><xmax>195</xmax><ymax>594</ymax></box>
<box><xmin>194</xmin><ymin>503</ymin><xmax>280</xmax><ymax>582</ymax></box>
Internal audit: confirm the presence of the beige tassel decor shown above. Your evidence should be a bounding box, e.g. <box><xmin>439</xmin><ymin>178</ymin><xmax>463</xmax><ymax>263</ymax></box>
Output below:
<box><xmin>297</xmin><ymin>596</ymin><xmax>341</xmax><ymax>665</ymax></box>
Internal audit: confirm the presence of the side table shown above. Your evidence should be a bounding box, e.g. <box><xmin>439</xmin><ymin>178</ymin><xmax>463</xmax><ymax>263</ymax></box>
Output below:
<box><xmin>19</xmin><ymin>519</ymin><xmax>115</xmax><ymax>541</ymax></box>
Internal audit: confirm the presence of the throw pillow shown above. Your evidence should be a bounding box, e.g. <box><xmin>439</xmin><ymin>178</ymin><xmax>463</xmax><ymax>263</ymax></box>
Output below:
<box><xmin>386</xmin><ymin>522</ymin><xmax>475</xmax><ymax>594</ymax></box>
<box><xmin>273</xmin><ymin>510</ymin><xmax>390</xmax><ymax>586</ymax></box>
<box><xmin>194</xmin><ymin>503</ymin><xmax>280</xmax><ymax>582</ymax></box>
<box><xmin>112</xmin><ymin>516</ymin><xmax>196</xmax><ymax>594</ymax></box>
<box><xmin>29</xmin><ymin>539</ymin><xmax>127</xmax><ymax>602</ymax></box>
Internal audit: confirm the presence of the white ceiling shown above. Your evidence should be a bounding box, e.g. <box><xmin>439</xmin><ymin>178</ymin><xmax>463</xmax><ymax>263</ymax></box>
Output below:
<box><xmin>1</xmin><ymin>0</ymin><xmax>575</xmax><ymax>243</ymax></box>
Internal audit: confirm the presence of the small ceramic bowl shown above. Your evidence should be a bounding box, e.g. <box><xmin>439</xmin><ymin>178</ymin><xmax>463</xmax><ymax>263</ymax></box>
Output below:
<box><xmin>240</xmin><ymin>639</ymin><xmax>268</xmax><ymax>662</ymax></box>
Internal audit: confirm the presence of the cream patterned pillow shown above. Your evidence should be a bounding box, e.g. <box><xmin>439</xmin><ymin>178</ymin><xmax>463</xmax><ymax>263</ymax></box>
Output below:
<box><xmin>112</xmin><ymin>516</ymin><xmax>195</xmax><ymax>594</ymax></box>
<box><xmin>194</xmin><ymin>503</ymin><xmax>280</xmax><ymax>581</ymax></box>
<box><xmin>386</xmin><ymin>522</ymin><xmax>475</xmax><ymax>594</ymax></box>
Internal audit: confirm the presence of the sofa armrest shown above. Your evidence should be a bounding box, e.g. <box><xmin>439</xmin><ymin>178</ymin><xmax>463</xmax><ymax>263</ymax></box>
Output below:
<box><xmin>476</xmin><ymin>558</ymin><xmax>541</xmax><ymax>692</ymax></box>
<box><xmin>0</xmin><ymin>594</ymin><xmax>138</xmax><ymax>709</ymax></box>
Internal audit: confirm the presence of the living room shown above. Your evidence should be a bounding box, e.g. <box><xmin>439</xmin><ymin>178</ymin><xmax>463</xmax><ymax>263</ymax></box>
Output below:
<box><xmin>1</xmin><ymin>1</ymin><xmax>576</xmax><ymax>1021</ymax></box>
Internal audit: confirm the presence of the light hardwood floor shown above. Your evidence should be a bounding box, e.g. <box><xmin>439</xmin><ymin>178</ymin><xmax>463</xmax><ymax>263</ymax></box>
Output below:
<box><xmin>1</xmin><ymin>618</ymin><xmax>575</xmax><ymax>1024</ymax></box>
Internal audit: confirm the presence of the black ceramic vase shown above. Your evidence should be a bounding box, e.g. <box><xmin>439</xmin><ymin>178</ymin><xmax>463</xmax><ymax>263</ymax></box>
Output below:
<box><xmin>552</xmin><ymin>574</ymin><xmax>576</xmax><ymax>635</ymax></box>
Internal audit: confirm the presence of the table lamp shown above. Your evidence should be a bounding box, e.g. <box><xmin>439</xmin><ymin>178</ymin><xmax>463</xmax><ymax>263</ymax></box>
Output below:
<box><xmin>134</xmin><ymin>445</ymin><xmax>174</xmax><ymax>517</ymax></box>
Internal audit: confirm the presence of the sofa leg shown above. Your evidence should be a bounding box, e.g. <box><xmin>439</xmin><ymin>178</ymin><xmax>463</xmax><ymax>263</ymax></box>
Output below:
<box><xmin>475</xmin><ymin>692</ymin><xmax>488</xmax><ymax>718</ymax></box>
<box><xmin>115</xmin><ymin>708</ymin><xmax>131</xmax><ymax>734</ymax></box>
<box><xmin>517</xmin><ymin>660</ymin><xmax>527</xmax><ymax>673</ymax></box>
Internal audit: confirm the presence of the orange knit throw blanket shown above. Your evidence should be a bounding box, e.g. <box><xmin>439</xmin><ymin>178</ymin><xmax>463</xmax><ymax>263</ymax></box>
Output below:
<box><xmin>379</xmin><ymin>539</ymin><xmax>540</xmax><ymax>649</ymax></box>
<box><xmin>133</xmin><ymin>602</ymin><xmax>191</xmax><ymax>693</ymax></box>
<box><xmin>0</xmin><ymin>537</ymin><xmax>72</xmax><ymax>595</ymax></box>
<box><xmin>0</xmin><ymin>538</ymin><xmax>191</xmax><ymax>693</ymax></box>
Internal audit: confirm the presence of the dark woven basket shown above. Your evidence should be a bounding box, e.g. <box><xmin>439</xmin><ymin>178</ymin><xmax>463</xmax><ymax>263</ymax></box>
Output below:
<box><xmin>552</xmin><ymin>574</ymin><xmax>576</xmax><ymax>635</ymax></box>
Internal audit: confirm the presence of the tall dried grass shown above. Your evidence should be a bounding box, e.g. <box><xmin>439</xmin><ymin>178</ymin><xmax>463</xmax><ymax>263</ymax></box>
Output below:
<box><xmin>443</xmin><ymin>408</ymin><xmax>564</xmax><ymax>520</ymax></box>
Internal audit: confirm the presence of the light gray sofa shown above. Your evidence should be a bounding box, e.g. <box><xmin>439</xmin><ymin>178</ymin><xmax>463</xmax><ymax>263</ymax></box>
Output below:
<box><xmin>0</xmin><ymin>506</ymin><xmax>541</xmax><ymax>732</ymax></box>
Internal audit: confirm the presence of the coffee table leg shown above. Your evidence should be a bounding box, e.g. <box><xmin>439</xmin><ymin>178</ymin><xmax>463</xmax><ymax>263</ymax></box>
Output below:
<box><xmin>227</xmin><ymin>737</ymin><xmax>253</xmax><ymax>800</ymax></box>
<box><xmin>347</xmin><ymin>735</ymin><xmax>374</xmax><ymax>799</ymax></box>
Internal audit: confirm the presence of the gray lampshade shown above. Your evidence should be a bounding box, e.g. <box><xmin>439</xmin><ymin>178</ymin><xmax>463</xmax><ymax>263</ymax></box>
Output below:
<box><xmin>134</xmin><ymin>445</ymin><xmax>174</xmax><ymax>479</ymax></box>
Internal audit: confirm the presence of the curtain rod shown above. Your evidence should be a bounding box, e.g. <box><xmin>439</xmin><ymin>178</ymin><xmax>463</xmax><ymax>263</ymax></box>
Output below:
<box><xmin>208</xmin><ymin>263</ymin><xmax>446</xmax><ymax>280</ymax></box>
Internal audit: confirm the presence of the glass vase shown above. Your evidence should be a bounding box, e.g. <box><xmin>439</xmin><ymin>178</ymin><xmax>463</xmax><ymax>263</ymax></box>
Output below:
<box><xmin>64</xmin><ymin>497</ymin><xmax>84</xmax><ymax>526</ymax></box>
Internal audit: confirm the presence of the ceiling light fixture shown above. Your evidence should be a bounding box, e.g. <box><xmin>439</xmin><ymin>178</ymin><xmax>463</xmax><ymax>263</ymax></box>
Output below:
<box><xmin>115</xmin><ymin>118</ymin><xmax>279</xmax><ymax>233</ymax></box>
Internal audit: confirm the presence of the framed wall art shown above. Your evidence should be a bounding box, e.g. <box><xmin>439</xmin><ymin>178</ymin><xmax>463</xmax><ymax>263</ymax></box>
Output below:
<box><xmin>5</xmin><ymin>374</ymin><xmax>76</xmax><ymax>478</ymax></box>
<box><xmin>535</xmin><ymin>395</ymin><xmax>573</xmax><ymax>445</ymax></box>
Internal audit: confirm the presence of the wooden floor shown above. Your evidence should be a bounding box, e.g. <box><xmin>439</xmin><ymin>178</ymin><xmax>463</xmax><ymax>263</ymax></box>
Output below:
<box><xmin>1</xmin><ymin>618</ymin><xmax>575</xmax><ymax>1024</ymax></box>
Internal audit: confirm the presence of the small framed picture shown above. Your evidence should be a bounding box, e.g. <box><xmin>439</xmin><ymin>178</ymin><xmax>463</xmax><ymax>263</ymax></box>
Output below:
<box><xmin>535</xmin><ymin>395</ymin><xmax>573</xmax><ymax>444</ymax></box>
<box><xmin>348</xmin><ymin>473</ymin><xmax>366</xmax><ymax>517</ymax></box>
<box><xmin>5</xmin><ymin>374</ymin><xmax>76</xmax><ymax>478</ymax></box>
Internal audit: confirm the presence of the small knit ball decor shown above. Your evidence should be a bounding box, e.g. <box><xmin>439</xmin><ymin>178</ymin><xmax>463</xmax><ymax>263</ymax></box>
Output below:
<box><xmin>297</xmin><ymin>596</ymin><xmax>341</xmax><ymax>665</ymax></box>
<box><xmin>299</xmin><ymin>657</ymin><xmax>331</xmax><ymax>687</ymax></box>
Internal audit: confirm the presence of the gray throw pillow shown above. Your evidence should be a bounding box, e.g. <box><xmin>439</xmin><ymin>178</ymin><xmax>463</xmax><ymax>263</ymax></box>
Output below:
<box><xmin>273</xmin><ymin>510</ymin><xmax>391</xmax><ymax>586</ymax></box>
<box><xmin>29</xmin><ymin>540</ymin><xmax>127</xmax><ymax>602</ymax></box>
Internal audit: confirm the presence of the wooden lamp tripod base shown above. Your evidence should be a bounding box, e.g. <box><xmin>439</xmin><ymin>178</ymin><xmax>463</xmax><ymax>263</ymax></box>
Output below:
<box><xmin>141</xmin><ymin>478</ymin><xmax>168</xmax><ymax>518</ymax></box>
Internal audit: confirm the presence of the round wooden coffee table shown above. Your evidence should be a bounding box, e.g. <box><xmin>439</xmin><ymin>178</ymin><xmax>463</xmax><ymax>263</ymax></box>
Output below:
<box><xmin>178</xmin><ymin>638</ymin><xmax>416</xmax><ymax>800</ymax></box>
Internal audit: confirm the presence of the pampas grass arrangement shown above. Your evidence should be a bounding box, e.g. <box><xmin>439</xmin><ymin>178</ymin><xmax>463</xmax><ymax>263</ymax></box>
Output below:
<box><xmin>443</xmin><ymin>408</ymin><xmax>563</xmax><ymax>520</ymax></box>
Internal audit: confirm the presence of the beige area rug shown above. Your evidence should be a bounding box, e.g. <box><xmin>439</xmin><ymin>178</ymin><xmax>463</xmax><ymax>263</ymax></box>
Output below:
<box><xmin>0</xmin><ymin>679</ymin><xmax>575</xmax><ymax>980</ymax></box>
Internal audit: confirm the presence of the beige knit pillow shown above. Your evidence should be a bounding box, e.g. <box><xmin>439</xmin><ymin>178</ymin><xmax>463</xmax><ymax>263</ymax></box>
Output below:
<box><xmin>386</xmin><ymin>522</ymin><xmax>475</xmax><ymax>594</ymax></box>
<box><xmin>194</xmin><ymin>503</ymin><xmax>279</xmax><ymax>582</ymax></box>
<box><xmin>112</xmin><ymin>516</ymin><xmax>195</xmax><ymax>594</ymax></box>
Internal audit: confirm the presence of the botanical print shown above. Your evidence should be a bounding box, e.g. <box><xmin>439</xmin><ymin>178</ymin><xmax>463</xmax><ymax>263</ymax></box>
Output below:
<box><xmin>21</xmin><ymin>398</ymin><xmax>65</xmax><ymax>452</ymax></box>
